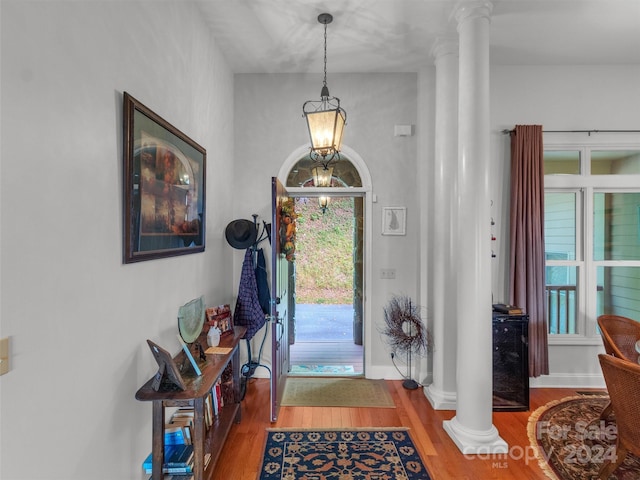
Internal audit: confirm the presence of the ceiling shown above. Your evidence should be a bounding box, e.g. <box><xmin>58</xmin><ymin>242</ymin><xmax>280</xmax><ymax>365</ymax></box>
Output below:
<box><xmin>196</xmin><ymin>0</ymin><xmax>640</xmax><ymax>74</ymax></box>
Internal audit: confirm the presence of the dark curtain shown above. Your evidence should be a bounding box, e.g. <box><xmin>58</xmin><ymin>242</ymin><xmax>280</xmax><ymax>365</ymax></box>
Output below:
<box><xmin>509</xmin><ymin>125</ymin><xmax>549</xmax><ymax>377</ymax></box>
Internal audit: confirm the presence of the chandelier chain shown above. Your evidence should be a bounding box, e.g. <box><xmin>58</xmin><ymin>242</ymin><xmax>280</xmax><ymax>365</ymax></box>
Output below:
<box><xmin>323</xmin><ymin>21</ymin><xmax>328</xmax><ymax>89</ymax></box>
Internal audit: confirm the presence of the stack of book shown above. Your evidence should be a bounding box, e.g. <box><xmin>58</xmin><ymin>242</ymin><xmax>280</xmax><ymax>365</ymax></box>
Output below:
<box><xmin>493</xmin><ymin>303</ymin><xmax>523</xmax><ymax>315</ymax></box>
<box><xmin>205</xmin><ymin>364</ymin><xmax>233</xmax><ymax>423</ymax></box>
<box><xmin>147</xmin><ymin>473</ymin><xmax>194</xmax><ymax>479</ymax></box>
<box><xmin>143</xmin><ymin>409</ymin><xmax>198</xmax><ymax>478</ymax></box>
<box><xmin>149</xmin><ymin>475</ymin><xmax>193</xmax><ymax>480</ymax></box>
<box><xmin>142</xmin><ymin>444</ymin><xmax>194</xmax><ymax>475</ymax></box>
<box><xmin>143</xmin><ymin>452</ymin><xmax>211</xmax><ymax>480</ymax></box>
<box><xmin>211</xmin><ymin>378</ymin><xmax>223</xmax><ymax>418</ymax></box>
<box><xmin>167</xmin><ymin>409</ymin><xmax>194</xmax><ymax>445</ymax></box>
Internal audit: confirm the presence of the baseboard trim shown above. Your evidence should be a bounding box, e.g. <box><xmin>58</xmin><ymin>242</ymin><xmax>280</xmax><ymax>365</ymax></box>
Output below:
<box><xmin>424</xmin><ymin>384</ymin><xmax>457</xmax><ymax>410</ymax></box>
<box><xmin>366</xmin><ymin>366</ymin><xmax>405</xmax><ymax>380</ymax></box>
<box><xmin>530</xmin><ymin>372</ymin><xmax>605</xmax><ymax>389</ymax></box>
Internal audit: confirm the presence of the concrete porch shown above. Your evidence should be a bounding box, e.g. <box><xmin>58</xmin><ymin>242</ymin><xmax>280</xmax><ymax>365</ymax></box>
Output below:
<box><xmin>290</xmin><ymin>304</ymin><xmax>364</xmax><ymax>376</ymax></box>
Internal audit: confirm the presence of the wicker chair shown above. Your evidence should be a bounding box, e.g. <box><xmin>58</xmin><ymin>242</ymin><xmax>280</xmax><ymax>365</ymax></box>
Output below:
<box><xmin>596</xmin><ymin>315</ymin><xmax>640</xmax><ymax>419</ymax></box>
<box><xmin>597</xmin><ymin>354</ymin><xmax>640</xmax><ymax>479</ymax></box>
<box><xmin>597</xmin><ymin>314</ymin><xmax>640</xmax><ymax>361</ymax></box>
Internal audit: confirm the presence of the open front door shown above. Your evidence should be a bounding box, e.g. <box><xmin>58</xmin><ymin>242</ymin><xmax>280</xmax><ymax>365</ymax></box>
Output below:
<box><xmin>270</xmin><ymin>177</ymin><xmax>290</xmax><ymax>421</ymax></box>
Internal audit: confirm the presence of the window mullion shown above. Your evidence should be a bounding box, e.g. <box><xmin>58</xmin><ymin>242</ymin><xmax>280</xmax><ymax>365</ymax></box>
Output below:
<box><xmin>582</xmin><ymin>186</ymin><xmax>597</xmax><ymax>337</ymax></box>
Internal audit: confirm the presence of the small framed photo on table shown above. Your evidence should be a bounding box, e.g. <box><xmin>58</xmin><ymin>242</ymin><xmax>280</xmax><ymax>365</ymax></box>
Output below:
<box><xmin>382</xmin><ymin>207</ymin><xmax>406</xmax><ymax>236</ymax></box>
<box><xmin>205</xmin><ymin>304</ymin><xmax>234</xmax><ymax>336</ymax></box>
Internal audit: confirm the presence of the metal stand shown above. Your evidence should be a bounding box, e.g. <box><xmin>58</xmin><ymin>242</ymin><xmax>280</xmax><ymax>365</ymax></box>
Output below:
<box><xmin>403</xmin><ymin>379</ymin><xmax>419</xmax><ymax>390</ymax></box>
<box><xmin>403</xmin><ymin>348</ymin><xmax>419</xmax><ymax>390</ymax></box>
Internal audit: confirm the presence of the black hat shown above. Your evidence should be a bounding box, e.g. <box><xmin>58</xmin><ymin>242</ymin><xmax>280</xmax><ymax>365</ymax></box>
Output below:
<box><xmin>225</xmin><ymin>219</ymin><xmax>258</xmax><ymax>249</ymax></box>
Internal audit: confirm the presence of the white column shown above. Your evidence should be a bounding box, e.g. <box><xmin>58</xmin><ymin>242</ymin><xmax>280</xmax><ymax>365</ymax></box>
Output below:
<box><xmin>443</xmin><ymin>1</ymin><xmax>507</xmax><ymax>454</ymax></box>
<box><xmin>416</xmin><ymin>66</ymin><xmax>435</xmax><ymax>386</ymax></box>
<box><xmin>425</xmin><ymin>37</ymin><xmax>459</xmax><ymax>410</ymax></box>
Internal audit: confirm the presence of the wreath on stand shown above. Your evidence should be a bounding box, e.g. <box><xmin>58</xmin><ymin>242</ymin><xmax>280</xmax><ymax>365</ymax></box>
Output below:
<box><xmin>381</xmin><ymin>295</ymin><xmax>433</xmax><ymax>389</ymax></box>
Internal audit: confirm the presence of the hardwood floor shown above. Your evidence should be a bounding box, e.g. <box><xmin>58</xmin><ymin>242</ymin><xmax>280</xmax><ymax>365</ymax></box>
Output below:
<box><xmin>212</xmin><ymin>378</ymin><xmax>597</xmax><ymax>479</ymax></box>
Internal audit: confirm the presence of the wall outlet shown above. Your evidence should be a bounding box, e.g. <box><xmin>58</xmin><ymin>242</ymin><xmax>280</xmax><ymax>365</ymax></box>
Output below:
<box><xmin>380</xmin><ymin>268</ymin><xmax>396</xmax><ymax>279</ymax></box>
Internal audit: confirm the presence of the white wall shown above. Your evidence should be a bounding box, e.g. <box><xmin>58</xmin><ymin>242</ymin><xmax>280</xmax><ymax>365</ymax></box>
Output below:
<box><xmin>490</xmin><ymin>65</ymin><xmax>640</xmax><ymax>387</ymax></box>
<box><xmin>232</xmin><ymin>73</ymin><xmax>419</xmax><ymax>379</ymax></box>
<box><xmin>1</xmin><ymin>2</ymin><xmax>235</xmax><ymax>479</ymax></box>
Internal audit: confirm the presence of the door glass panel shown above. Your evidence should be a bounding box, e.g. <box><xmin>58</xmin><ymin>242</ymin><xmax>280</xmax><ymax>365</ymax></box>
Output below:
<box><xmin>593</xmin><ymin>192</ymin><xmax>640</xmax><ymax>260</ymax></box>
<box><xmin>591</xmin><ymin>150</ymin><xmax>640</xmax><ymax>175</ymax></box>
<box><xmin>596</xmin><ymin>266</ymin><xmax>640</xmax><ymax>322</ymax></box>
<box><xmin>544</xmin><ymin>150</ymin><xmax>580</xmax><ymax>175</ymax></box>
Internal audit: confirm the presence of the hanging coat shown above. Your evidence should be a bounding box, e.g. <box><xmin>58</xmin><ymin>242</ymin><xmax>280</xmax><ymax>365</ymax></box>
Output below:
<box><xmin>234</xmin><ymin>248</ymin><xmax>266</xmax><ymax>340</ymax></box>
<box><xmin>255</xmin><ymin>248</ymin><xmax>271</xmax><ymax>315</ymax></box>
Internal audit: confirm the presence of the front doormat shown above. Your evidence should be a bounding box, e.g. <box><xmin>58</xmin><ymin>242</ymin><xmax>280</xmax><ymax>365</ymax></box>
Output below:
<box><xmin>258</xmin><ymin>428</ymin><xmax>431</xmax><ymax>480</ymax></box>
<box><xmin>289</xmin><ymin>364</ymin><xmax>356</xmax><ymax>376</ymax></box>
<box><xmin>281</xmin><ymin>377</ymin><xmax>395</xmax><ymax>408</ymax></box>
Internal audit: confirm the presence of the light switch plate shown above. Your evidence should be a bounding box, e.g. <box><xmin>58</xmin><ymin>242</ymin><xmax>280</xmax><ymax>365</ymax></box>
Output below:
<box><xmin>0</xmin><ymin>337</ymin><xmax>9</xmax><ymax>375</ymax></box>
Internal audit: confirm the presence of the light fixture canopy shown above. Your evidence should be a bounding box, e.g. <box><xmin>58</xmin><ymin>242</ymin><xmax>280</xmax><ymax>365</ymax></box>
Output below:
<box><xmin>303</xmin><ymin>13</ymin><xmax>346</xmax><ymax>168</ymax></box>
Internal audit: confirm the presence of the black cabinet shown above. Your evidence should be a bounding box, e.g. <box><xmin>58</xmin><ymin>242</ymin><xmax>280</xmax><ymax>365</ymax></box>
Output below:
<box><xmin>492</xmin><ymin>313</ymin><xmax>529</xmax><ymax>411</ymax></box>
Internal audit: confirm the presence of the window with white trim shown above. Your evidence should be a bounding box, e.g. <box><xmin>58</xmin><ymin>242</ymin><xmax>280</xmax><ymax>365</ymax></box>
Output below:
<box><xmin>544</xmin><ymin>146</ymin><xmax>640</xmax><ymax>343</ymax></box>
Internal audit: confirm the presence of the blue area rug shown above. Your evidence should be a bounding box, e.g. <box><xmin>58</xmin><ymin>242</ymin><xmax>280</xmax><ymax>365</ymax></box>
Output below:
<box><xmin>258</xmin><ymin>428</ymin><xmax>431</xmax><ymax>479</ymax></box>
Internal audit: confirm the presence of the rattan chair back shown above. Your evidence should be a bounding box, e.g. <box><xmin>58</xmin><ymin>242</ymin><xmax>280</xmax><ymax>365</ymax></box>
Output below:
<box><xmin>597</xmin><ymin>353</ymin><xmax>640</xmax><ymax>478</ymax></box>
<box><xmin>597</xmin><ymin>314</ymin><xmax>640</xmax><ymax>362</ymax></box>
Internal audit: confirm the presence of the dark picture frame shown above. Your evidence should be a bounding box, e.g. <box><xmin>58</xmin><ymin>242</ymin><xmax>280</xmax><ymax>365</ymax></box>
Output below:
<box><xmin>146</xmin><ymin>339</ymin><xmax>186</xmax><ymax>392</ymax></box>
<box><xmin>123</xmin><ymin>92</ymin><xmax>206</xmax><ymax>263</ymax></box>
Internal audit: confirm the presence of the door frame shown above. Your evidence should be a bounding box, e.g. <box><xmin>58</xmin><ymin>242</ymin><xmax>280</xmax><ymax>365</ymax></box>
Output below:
<box><xmin>270</xmin><ymin>177</ymin><xmax>290</xmax><ymax>422</ymax></box>
<box><xmin>277</xmin><ymin>144</ymin><xmax>373</xmax><ymax>377</ymax></box>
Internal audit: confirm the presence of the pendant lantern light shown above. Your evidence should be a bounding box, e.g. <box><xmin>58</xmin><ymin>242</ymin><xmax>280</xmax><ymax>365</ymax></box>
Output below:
<box><xmin>318</xmin><ymin>196</ymin><xmax>330</xmax><ymax>214</ymax></box>
<box><xmin>311</xmin><ymin>165</ymin><xmax>333</xmax><ymax>187</ymax></box>
<box><xmin>302</xmin><ymin>13</ymin><xmax>346</xmax><ymax>169</ymax></box>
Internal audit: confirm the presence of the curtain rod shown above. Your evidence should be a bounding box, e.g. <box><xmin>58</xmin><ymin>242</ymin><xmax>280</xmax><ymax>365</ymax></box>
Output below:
<box><xmin>502</xmin><ymin>129</ymin><xmax>640</xmax><ymax>136</ymax></box>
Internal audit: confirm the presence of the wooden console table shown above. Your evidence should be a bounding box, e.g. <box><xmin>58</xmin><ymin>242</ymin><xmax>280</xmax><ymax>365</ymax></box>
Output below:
<box><xmin>136</xmin><ymin>326</ymin><xmax>246</xmax><ymax>480</ymax></box>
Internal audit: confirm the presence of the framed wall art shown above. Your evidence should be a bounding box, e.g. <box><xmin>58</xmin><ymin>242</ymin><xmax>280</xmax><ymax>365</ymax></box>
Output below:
<box><xmin>382</xmin><ymin>206</ymin><xmax>406</xmax><ymax>236</ymax></box>
<box><xmin>123</xmin><ymin>92</ymin><xmax>206</xmax><ymax>263</ymax></box>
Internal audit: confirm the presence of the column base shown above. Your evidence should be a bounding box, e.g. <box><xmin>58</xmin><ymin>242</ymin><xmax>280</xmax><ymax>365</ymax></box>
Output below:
<box><xmin>424</xmin><ymin>384</ymin><xmax>457</xmax><ymax>410</ymax></box>
<box><xmin>443</xmin><ymin>416</ymin><xmax>508</xmax><ymax>455</ymax></box>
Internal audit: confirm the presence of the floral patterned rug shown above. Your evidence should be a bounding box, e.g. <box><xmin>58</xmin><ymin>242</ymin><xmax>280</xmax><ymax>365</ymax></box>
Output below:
<box><xmin>258</xmin><ymin>428</ymin><xmax>431</xmax><ymax>479</ymax></box>
<box><xmin>527</xmin><ymin>395</ymin><xmax>640</xmax><ymax>479</ymax></box>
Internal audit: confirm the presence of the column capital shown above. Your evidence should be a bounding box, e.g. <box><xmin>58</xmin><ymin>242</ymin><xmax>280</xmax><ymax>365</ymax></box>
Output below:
<box><xmin>430</xmin><ymin>37</ymin><xmax>458</xmax><ymax>60</ymax></box>
<box><xmin>453</xmin><ymin>1</ymin><xmax>493</xmax><ymax>26</ymax></box>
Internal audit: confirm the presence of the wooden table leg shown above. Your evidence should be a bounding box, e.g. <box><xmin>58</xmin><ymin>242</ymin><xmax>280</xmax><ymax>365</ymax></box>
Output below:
<box><xmin>193</xmin><ymin>397</ymin><xmax>205</xmax><ymax>480</ymax></box>
<box><xmin>151</xmin><ymin>400</ymin><xmax>165</xmax><ymax>480</ymax></box>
